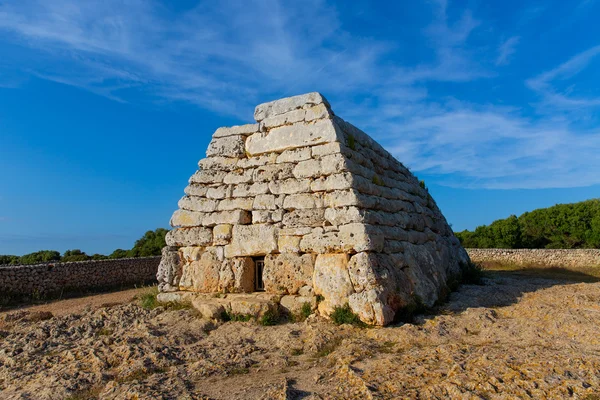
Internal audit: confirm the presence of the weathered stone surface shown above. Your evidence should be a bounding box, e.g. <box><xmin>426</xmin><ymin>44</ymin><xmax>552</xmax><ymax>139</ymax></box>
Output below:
<box><xmin>189</xmin><ymin>170</ymin><xmax>226</xmax><ymax>184</ymax></box>
<box><xmin>269</xmin><ymin>178</ymin><xmax>311</xmax><ymax>195</ymax></box>
<box><xmin>253</xmin><ymin>163</ymin><xmax>294</xmax><ymax>182</ymax></box>
<box><xmin>198</xmin><ymin>156</ymin><xmax>238</xmax><ymax>171</ymax></box>
<box><xmin>277</xmin><ymin>235</ymin><xmax>301</xmax><ymax>253</ymax></box>
<box><xmin>217</xmin><ymin>197</ymin><xmax>254</xmax><ymax>211</ymax></box>
<box><xmin>166</xmin><ymin>227</ymin><xmax>212</xmax><ymax>247</ymax></box>
<box><xmin>313</xmin><ymin>254</ymin><xmax>353</xmax><ymax>315</ymax></box>
<box><xmin>279</xmin><ymin>295</ymin><xmax>317</xmax><ymax>313</ymax></box>
<box><xmin>213</xmin><ymin>224</ymin><xmax>232</xmax><ymax>246</ymax></box>
<box><xmin>276</xmin><ymin>147</ymin><xmax>312</xmax><ymax>164</ymax></box>
<box><xmin>206</xmin><ymin>135</ymin><xmax>246</xmax><ymax>158</ymax></box>
<box><xmin>178</xmin><ymin>196</ymin><xmax>218</xmax><ymax>213</ymax></box>
<box><xmin>283</xmin><ymin>193</ymin><xmax>323</xmax><ymax>210</ymax></box>
<box><xmin>202</xmin><ymin>210</ymin><xmax>252</xmax><ymax>227</ymax></box>
<box><xmin>223</xmin><ymin>169</ymin><xmax>254</xmax><ymax>185</ymax></box>
<box><xmin>254</xmin><ymin>92</ymin><xmax>329</xmax><ymax>122</ymax></box>
<box><xmin>252</xmin><ymin>210</ymin><xmax>284</xmax><ymax>224</ymax></box>
<box><xmin>261</xmin><ymin>109</ymin><xmax>306</xmax><ymax>129</ymax></box>
<box><xmin>224</xmin><ymin>225</ymin><xmax>278</xmax><ymax>257</ymax></box>
<box><xmin>232</xmin><ymin>182</ymin><xmax>269</xmax><ymax>197</ymax></box>
<box><xmin>246</xmin><ymin>119</ymin><xmax>342</xmax><ymax>156</ymax></box>
<box><xmin>282</xmin><ymin>209</ymin><xmax>325</xmax><ymax>228</ymax></box>
<box><xmin>212</xmin><ymin>123</ymin><xmax>258</xmax><ymax>138</ymax></box>
<box><xmin>264</xmin><ymin>253</ymin><xmax>316</xmax><ymax>295</ymax></box>
<box><xmin>179</xmin><ymin>247</ymin><xmax>221</xmax><ymax>292</ymax></box>
<box><xmin>157</xmin><ymin>247</ymin><xmax>182</xmax><ymax>292</ymax></box>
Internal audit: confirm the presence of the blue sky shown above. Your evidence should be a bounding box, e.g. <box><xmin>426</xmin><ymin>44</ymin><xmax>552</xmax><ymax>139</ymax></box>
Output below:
<box><xmin>1</xmin><ymin>0</ymin><xmax>600</xmax><ymax>255</ymax></box>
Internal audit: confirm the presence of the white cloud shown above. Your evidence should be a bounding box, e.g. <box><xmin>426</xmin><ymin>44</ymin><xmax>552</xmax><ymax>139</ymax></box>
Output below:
<box><xmin>496</xmin><ymin>36</ymin><xmax>520</xmax><ymax>66</ymax></box>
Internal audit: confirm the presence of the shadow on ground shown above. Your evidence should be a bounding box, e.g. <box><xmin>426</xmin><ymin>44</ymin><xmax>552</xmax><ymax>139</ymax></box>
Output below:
<box><xmin>422</xmin><ymin>265</ymin><xmax>600</xmax><ymax>319</ymax></box>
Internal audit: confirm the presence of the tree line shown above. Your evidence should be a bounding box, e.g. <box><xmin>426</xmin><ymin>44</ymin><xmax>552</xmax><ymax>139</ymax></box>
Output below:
<box><xmin>0</xmin><ymin>228</ymin><xmax>168</xmax><ymax>266</ymax></box>
<box><xmin>455</xmin><ymin>199</ymin><xmax>600</xmax><ymax>249</ymax></box>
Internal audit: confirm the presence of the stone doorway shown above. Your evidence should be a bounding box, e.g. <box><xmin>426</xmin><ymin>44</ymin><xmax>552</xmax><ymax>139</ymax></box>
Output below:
<box><xmin>254</xmin><ymin>257</ymin><xmax>265</xmax><ymax>291</ymax></box>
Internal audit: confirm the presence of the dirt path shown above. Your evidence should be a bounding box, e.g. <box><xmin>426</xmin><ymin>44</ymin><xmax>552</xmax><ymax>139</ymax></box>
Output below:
<box><xmin>1</xmin><ymin>271</ymin><xmax>600</xmax><ymax>399</ymax></box>
<box><xmin>0</xmin><ymin>287</ymin><xmax>148</xmax><ymax>317</ymax></box>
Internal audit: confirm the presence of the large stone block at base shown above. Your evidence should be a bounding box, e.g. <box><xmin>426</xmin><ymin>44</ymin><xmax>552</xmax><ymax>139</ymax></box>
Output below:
<box><xmin>224</xmin><ymin>225</ymin><xmax>278</xmax><ymax>257</ymax></box>
<box><xmin>312</xmin><ymin>254</ymin><xmax>354</xmax><ymax>315</ymax></box>
<box><xmin>263</xmin><ymin>253</ymin><xmax>315</xmax><ymax>295</ymax></box>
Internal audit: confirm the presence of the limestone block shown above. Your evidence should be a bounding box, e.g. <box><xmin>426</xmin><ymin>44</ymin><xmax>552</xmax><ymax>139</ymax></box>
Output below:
<box><xmin>282</xmin><ymin>209</ymin><xmax>325</xmax><ymax>228</ymax></box>
<box><xmin>254</xmin><ymin>92</ymin><xmax>329</xmax><ymax>121</ymax></box>
<box><xmin>231</xmin><ymin>257</ymin><xmax>255</xmax><ymax>293</ymax></box>
<box><xmin>178</xmin><ymin>246</ymin><xmax>205</xmax><ymax>264</ymax></box>
<box><xmin>348</xmin><ymin>289</ymin><xmax>395</xmax><ymax>326</ymax></box>
<box><xmin>261</xmin><ymin>108</ymin><xmax>306</xmax><ymax>129</ymax></box>
<box><xmin>192</xmin><ymin>299</ymin><xmax>225</xmax><ymax>319</ymax></box>
<box><xmin>311</xmin><ymin>173</ymin><xmax>353</xmax><ymax>192</ymax></box>
<box><xmin>264</xmin><ymin>253</ymin><xmax>316</xmax><ymax>295</ymax></box>
<box><xmin>170</xmin><ymin>209</ymin><xmax>204</xmax><ymax>227</ymax></box>
<box><xmin>311</xmin><ymin>142</ymin><xmax>343</xmax><ymax>157</ymax></box>
<box><xmin>232</xmin><ymin>182</ymin><xmax>269</xmax><ymax>197</ymax></box>
<box><xmin>246</xmin><ymin>119</ymin><xmax>342</xmax><ymax>156</ymax></box>
<box><xmin>283</xmin><ymin>193</ymin><xmax>322</xmax><ymax>210</ymax></box>
<box><xmin>179</xmin><ymin>247</ymin><xmax>221</xmax><ymax>292</ymax></box>
<box><xmin>224</xmin><ymin>225</ymin><xmax>278</xmax><ymax>257</ymax></box>
<box><xmin>223</xmin><ymin>169</ymin><xmax>254</xmax><ymax>185</ymax></box>
<box><xmin>165</xmin><ymin>227</ymin><xmax>212</xmax><ymax>247</ymax></box>
<box><xmin>323</xmin><ymin>189</ymin><xmax>361</xmax><ymax>208</ymax></box>
<box><xmin>184</xmin><ymin>184</ymin><xmax>208</xmax><ymax>197</ymax></box>
<box><xmin>279</xmin><ymin>227</ymin><xmax>313</xmax><ymax>236</ymax></box>
<box><xmin>189</xmin><ymin>170</ymin><xmax>226</xmax><ymax>184</ymax></box>
<box><xmin>253</xmin><ymin>163</ymin><xmax>294</xmax><ymax>182</ymax></box>
<box><xmin>252</xmin><ymin>210</ymin><xmax>284</xmax><ymax>224</ymax></box>
<box><xmin>157</xmin><ymin>246</ymin><xmax>182</xmax><ymax>292</ymax></box>
<box><xmin>277</xmin><ymin>235</ymin><xmax>301</xmax><ymax>253</ymax></box>
<box><xmin>213</xmin><ymin>224</ymin><xmax>232</xmax><ymax>245</ymax></box>
<box><xmin>213</xmin><ymin>123</ymin><xmax>258</xmax><ymax>138</ymax></box>
<box><xmin>206</xmin><ymin>135</ymin><xmax>246</xmax><ymax>158</ymax></box>
<box><xmin>218</xmin><ymin>262</ymin><xmax>235</xmax><ymax>292</ymax></box>
<box><xmin>324</xmin><ymin>207</ymin><xmax>363</xmax><ymax>226</ymax></box>
<box><xmin>269</xmin><ymin>178</ymin><xmax>311</xmax><ymax>195</ymax></box>
<box><xmin>313</xmin><ymin>254</ymin><xmax>353</xmax><ymax>315</ymax></box>
<box><xmin>178</xmin><ymin>196</ymin><xmax>218</xmax><ymax>213</ymax></box>
<box><xmin>253</xmin><ymin>194</ymin><xmax>278</xmax><ymax>210</ymax></box>
<box><xmin>217</xmin><ymin>197</ymin><xmax>254</xmax><ymax>211</ymax></box>
<box><xmin>237</xmin><ymin>153</ymin><xmax>278</xmax><ymax>169</ymax></box>
<box><xmin>206</xmin><ymin>185</ymin><xmax>232</xmax><ymax>199</ymax></box>
<box><xmin>198</xmin><ymin>156</ymin><xmax>239</xmax><ymax>171</ymax></box>
<box><xmin>292</xmin><ymin>159</ymin><xmax>321</xmax><ymax>179</ymax></box>
<box><xmin>280</xmin><ymin>295</ymin><xmax>317</xmax><ymax>313</ymax></box>
<box><xmin>320</xmin><ymin>153</ymin><xmax>347</xmax><ymax>176</ymax></box>
<box><xmin>305</xmin><ymin>103</ymin><xmax>331</xmax><ymax>122</ymax></box>
<box><xmin>339</xmin><ymin>223</ymin><xmax>385</xmax><ymax>253</ymax></box>
<box><xmin>275</xmin><ymin>147</ymin><xmax>312</xmax><ymax>164</ymax></box>
<box><xmin>202</xmin><ymin>210</ymin><xmax>252</xmax><ymax>227</ymax></box>
<box><xmin>227</xmin><ymin>296</ymin><xmax>277</xmax><ymax>318</ymax></box>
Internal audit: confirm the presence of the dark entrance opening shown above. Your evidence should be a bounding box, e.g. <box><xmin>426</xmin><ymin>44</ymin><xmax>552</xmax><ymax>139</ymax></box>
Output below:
<box><xmin>254</xmin><ymin>257</ymin><xmax>265</xmax><ymax>291</ymax></box>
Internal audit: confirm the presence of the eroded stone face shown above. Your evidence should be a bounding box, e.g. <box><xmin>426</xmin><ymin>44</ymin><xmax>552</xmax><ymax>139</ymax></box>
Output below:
<box><xmin>159</xmin><ymin>91</ymin><xmax>471</xmax><ymax>326</ymax></box>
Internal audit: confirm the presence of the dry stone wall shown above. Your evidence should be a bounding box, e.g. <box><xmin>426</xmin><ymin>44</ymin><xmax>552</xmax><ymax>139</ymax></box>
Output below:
<box><xmin>0</xmin><ymin>257</ymin><xmax>160</xmax><ymax>298</ymax></box>
<box><xmin>467</xmin><ymin>249</ymin><xmax>600</xmax><ymax>268</ymax></box>
<box><xmin>159</xmin><ymin>92</ymin><xmax>470</xmax><ymax>326</ymax></box>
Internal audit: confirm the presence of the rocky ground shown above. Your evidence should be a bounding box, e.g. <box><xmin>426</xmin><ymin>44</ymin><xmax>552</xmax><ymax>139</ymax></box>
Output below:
<box><xmin>2</xmin><ymin>269</ymin><xmax>600</xmax><ymax>399</ymax></box>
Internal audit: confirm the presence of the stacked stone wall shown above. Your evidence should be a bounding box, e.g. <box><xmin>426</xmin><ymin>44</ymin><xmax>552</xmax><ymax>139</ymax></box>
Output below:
<box><xmin>159</xmin><ymin>92</ymin><xmax>470</xmax><ymax>325</ymax></box>
<box><xmin>467</xmin><ymin>249</ymin><xmax>600</xmax><ymax>268</ymax></box>
<box><xmin>0</xmin><ymin>257</ymin><xmax>160</xmax><ymax>297</ymax></box>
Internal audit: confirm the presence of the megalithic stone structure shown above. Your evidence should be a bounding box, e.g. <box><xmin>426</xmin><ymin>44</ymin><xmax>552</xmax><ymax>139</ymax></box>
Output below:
<box><xmin>157</xmin><ymin>92</ymin><xmax>471</xmax><ymax>326</ymax></box>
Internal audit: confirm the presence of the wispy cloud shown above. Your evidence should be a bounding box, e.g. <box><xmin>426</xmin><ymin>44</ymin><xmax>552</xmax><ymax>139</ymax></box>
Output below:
<box><xmin>496</xmin><ymin>36</ymin><xmax>520</xmax><ymax>66</ymax></box>
<box><xmin>0</xmin><ymin>0</ymin><xmax>599</xmax><ymax>189</ymax></box>
<box><xmin>526</xmin><ymin>45</ymin><xmax>600</xmax><ymax>110</ymax></box>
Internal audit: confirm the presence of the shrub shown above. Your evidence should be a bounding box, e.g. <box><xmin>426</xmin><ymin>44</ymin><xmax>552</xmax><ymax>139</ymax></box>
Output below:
<box><xmin>461</xmin><ymin>261</ymin><xmax>484</xmax><ymax>285</ymax></box>
<box><xmin>221</xmin><ymin>311</ymin><xmax>253</xmax><ymax>322</ymax></box>
<box><xmin>259</xmin><ymin>308</ymin><xmax>280</xmax><ymax>326</ymax></box>
<box><xmin>300</xmin><ymin>302</ymin><xmax>312</xmax><ymax>319</ymax></box>
<box><xmin>347</xmin><ymin>134</ymin><xmax>356</xmax><ymax>150</ymax></box>
<box><xmin>372</xmin><ymin>175</ymin><xmax>383</xmax><ymax>186</ymax></box>
<box><xmin>140</xmin><ymin>287</ymin><xmax>159</xmax><ymax>309</ymax></box>
<box><xmin>330</xmin><ymin>304</ymin><xmax>364</xmax><ymax>326</ymax></box>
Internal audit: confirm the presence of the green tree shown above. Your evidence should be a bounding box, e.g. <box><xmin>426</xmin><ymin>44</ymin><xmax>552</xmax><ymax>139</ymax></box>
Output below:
<box><xmin>19</xmin><ymin>250</ymin><xmax>61</xmax><ymax>265</ymax></box>
<box><xmin>0</xmin><ymin>255</ymin><xmax>19</xmax><ymax>265</ymax></box>
<box><xmin>62</xmin><ymin>249</ymin><xmax>91</xmax><ymax>262</ymax></box>
<box><xmin>109</xmin><ymin>249</ymin><xmax>129</xmax><ymax>259</ymax></box>
<box><xmin>129</xmin><ymin>228</ymin><xmax>168</xmax><ymax>257</ymax></box>
<box><xmin>489</xmin><ymin>215</ymin><xmax>522</xmax><ymax>248</ymax></box>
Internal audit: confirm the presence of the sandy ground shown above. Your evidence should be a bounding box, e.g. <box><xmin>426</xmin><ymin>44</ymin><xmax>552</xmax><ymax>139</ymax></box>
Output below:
<box><xmin>1</xmin><ymin>270</ymin><xmax>600</xmax><ymax>399</ymax></box>
<box><xmin>0</xmin><ymin>288</ymin><xmax>148</xmax><ymax>317</ymax></box>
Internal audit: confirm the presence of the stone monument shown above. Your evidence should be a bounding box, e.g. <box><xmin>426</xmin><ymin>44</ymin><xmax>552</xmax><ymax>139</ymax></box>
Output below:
<box><xmin>157</xmin><ymin>92</ymin><xmax>470</xmax><ymax>325</ymax></box>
